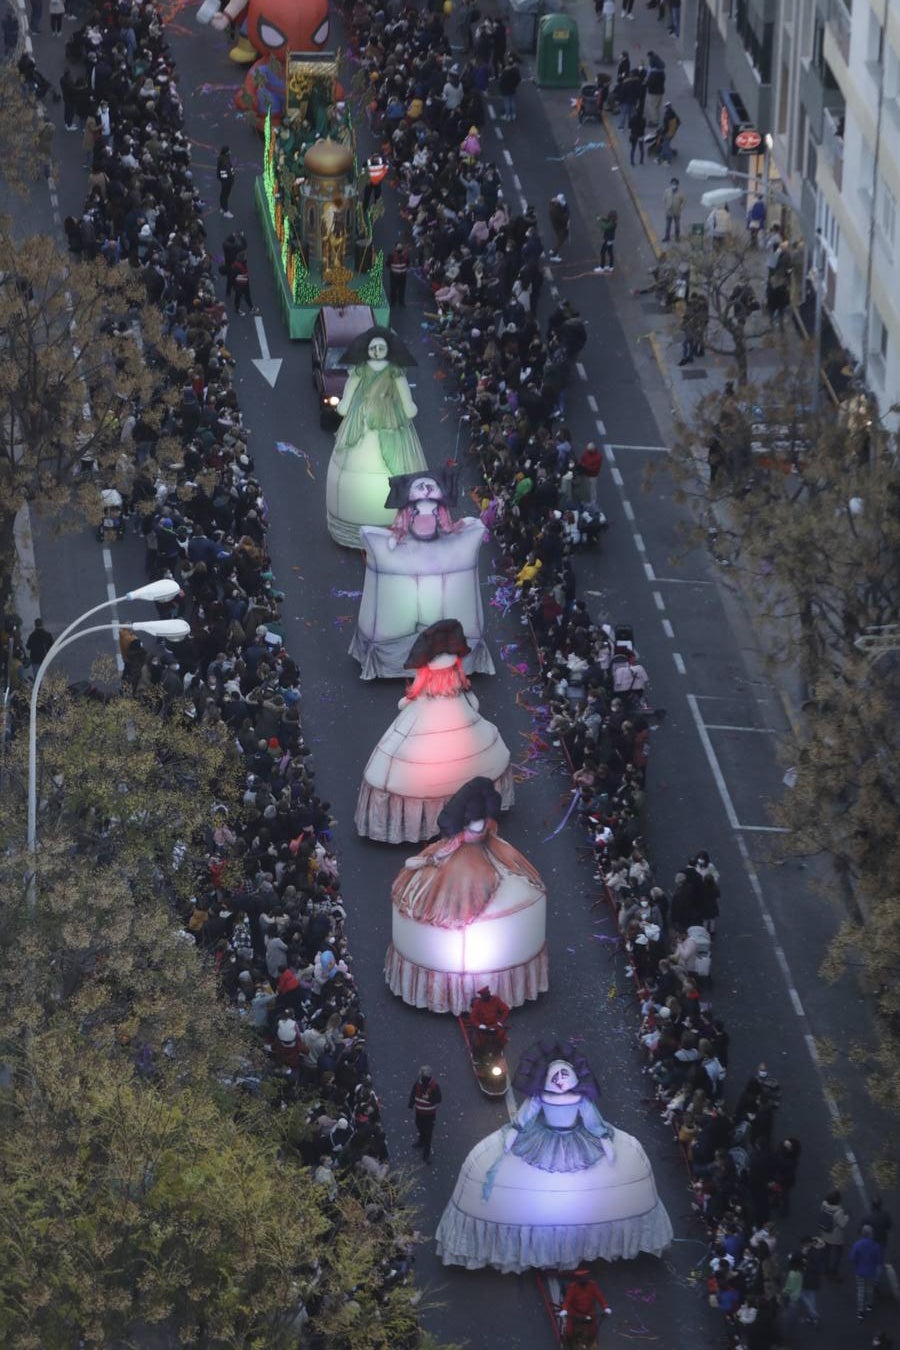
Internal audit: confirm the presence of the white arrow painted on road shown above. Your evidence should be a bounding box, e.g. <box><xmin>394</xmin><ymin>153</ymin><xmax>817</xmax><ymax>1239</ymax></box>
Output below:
<box><xmin>252</xmin><ymin>314</ymin><xmax>282</xmax><ymax>388</ymax></box>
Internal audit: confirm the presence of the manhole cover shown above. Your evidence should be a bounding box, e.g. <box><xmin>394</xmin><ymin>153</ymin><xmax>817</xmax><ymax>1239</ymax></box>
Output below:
<box><xmin>681</xmin><ymin>368</ymin><xmax>709</xmax><ymax>380</ymax></box>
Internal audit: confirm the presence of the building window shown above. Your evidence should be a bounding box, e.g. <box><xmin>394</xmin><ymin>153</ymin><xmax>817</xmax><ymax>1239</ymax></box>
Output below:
<box><xmin>794</xmin><ymin>106</ymin><xmax>807</xmax><ymax>177</ymax></box>
<box><xmin>777</xmin><ymin>59</ymin><xmax>789</xmax><ymax>133</ymax></box>
<box><xmin>806</xmin><ymin>137</ymin><xmax>818</xmax><ymax>186</ymax></box>
<box><xmin>734</xmin><ymin>0</ymin><xmax>773</xmax><ymax>83</ymax></box>
<box><xmin>867</xmin><ymin>13</ymin><xmax>884</xmax><ymax>67</ymax></box>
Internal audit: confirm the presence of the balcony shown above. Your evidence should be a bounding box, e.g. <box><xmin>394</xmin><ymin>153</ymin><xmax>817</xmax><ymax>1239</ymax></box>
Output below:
<box><xmin>820</xmin><ymin>107</ymin><xmax>845</xmax><ymax>191</ymax></box>
<box><xmin>826</xmin><ymin>0</ymin><xmax>851</xmax><ymax>68</ymax></box>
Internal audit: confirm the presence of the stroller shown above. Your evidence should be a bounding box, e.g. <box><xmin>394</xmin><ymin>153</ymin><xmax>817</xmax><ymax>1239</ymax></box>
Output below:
<box><xmin>575</xmin><ymin>75</ymin><xmax>610</xmax><ymax>123</ymax></box>
<box><xmin>686</xmin><ymin>925</ymin><xmax>712</xmax><ymax>981</ymax></box>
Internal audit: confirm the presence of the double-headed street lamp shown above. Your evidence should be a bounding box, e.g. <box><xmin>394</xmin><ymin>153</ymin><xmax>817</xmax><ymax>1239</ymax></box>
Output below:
<box><xmin>686</xmin><ymin>158</ymin><xmax>825</xmax><ymax>412</ymax></box>
<box><xmin>26</xmin><ymin>579</ymin><xmax>189</xmax><ymax>908</ymax></box>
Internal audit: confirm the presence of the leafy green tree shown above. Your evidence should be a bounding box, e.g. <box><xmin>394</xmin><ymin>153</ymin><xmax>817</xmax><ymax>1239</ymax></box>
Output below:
<box><xmin>0</xmin><ymin>682</ymin><xmax>451</xmax><ymax>1348</ymax></box>
<box><xmin>664</xmin><ymin>234</ymin><xmax>790</xmax><ymax>385</ymax></box>
<box><xmin>0</xmin><ymin>230</ymin><xmax>187</xmax><ymax>610</ymax></box>
<box><xmin>664</xmin><ymin>364</ymin><xmax>900</xmax><ymax>1181</ymax></box>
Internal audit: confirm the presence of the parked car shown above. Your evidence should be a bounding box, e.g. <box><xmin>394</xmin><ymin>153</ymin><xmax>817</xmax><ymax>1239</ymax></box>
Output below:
<box><xmin>311</xmin><ymin>304</ymin><xmax>376</xmax><ymax>429</ymax></box>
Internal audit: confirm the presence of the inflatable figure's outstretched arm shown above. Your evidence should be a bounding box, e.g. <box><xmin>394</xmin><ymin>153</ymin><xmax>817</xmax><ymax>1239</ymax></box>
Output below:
<box><xmin>503</xmin><ymin>1093</ymin><xmax>541</xmax><ymax>1150</ymax></box>
<box><xmin>337</xmin><ymin>367</ymin><xmax>362</xmax><ymax>417</ymax></box>
<box><xmin>579</xmin><ymin>1098</ymin><xmax>616</xmax><ymax>1161</ymax></box>
<box><xmin>392</xmin><ymin>369</ymin><xmax>417</xmax><ymax>419</ymax></box>
<box><xmin>209</xmin><ymin>0</ymin><xmax>247</xmax><ymax>29</ymax></box>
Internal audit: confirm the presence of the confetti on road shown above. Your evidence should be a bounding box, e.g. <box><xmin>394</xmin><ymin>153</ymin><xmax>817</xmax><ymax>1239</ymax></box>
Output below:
<box><xmin>331</xmin><ymin>588</ymin><xmax>362</xmax><ymax>599</ymax></box>
<box><xmin>275</xmin><ymin>441</ymin><xmax>316</xmax><ymax>478</ymax></box>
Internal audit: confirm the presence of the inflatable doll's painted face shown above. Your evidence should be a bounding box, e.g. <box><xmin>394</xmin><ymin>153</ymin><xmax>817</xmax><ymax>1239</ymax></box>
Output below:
<box><xmin>462</xmin><ymin>816</ymin><xmax>487</xmax><ymax>841</ymax></box>
<box><xmin>247</xmin><ymin>0</ymin><xmax>329</xmax><ymax>57</ymax></box>
<box><xmin>409</xmin><ymin>476</ymin><xmax>442</xmax><ymax>501</ymax></box>
<box><xmin>367</xmin><ymin>336</ymin><xmax>389</xmax><ymax>361</ymax></box>
<box><xmin>544</xmin><ymin>1060</ymin><xmax>579</xmax><ymax>1094</ymax></box>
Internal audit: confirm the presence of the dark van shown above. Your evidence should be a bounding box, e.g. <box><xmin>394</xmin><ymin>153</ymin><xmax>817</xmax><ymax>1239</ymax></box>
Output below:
<box><xmin>311</xmin><ymin>304</ymin><xmax>376</xmax><ymax>429</ymax></box>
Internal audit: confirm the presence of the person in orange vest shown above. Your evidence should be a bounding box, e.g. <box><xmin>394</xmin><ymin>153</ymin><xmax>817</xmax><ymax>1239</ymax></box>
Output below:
<box><xmin>408</xmin><ymin>1065</ymin><xmax>442</xmax><ymax>1161</ymax></box>
<box><xmin>562</xmin><ymin>1269</ymin><xmax>612</xmax><ymax>1342</ymax></box>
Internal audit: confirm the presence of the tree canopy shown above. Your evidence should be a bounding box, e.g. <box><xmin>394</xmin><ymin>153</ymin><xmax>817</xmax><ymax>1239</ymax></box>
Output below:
<box><xmin>0</xmin><ymin>681</ymin><xmax>445</xmax><ymax>1349</ymax></box>
<box><xmin>667</xmin><ymin>366</ymin><xmax>900</xmax><ymax>1180</ymax></box>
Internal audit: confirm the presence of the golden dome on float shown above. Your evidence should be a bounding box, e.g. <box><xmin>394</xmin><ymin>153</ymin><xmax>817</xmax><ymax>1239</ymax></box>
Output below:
<box><xmin>303</xmin><ymin>137</ymin><xmax>354</xmax><ymax>178</ymax></box>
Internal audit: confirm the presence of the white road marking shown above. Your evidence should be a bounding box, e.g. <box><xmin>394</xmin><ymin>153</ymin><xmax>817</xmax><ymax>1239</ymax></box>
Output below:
<box><xmin>488</xmin><ymin>104</ymin><xmax>497</xmax><ymax>120</ymax></box>
<box><xmin>653</xmin><ymin>575</ymin><xmax>715</xmax><ymax>585</ymax></box>
<box><xmin>502</xmin><ymin>148</ymin><xmax>513</xmax><ymax>165</ymax></box>
<box><xmin>652</xmin><ymin>590</ymin><xmax>665</xmax><ymax>610</ymax></box>
<box><xmin>673</xmin><ymin>651</ymin><xmax>686</xmax><ymax>675</ymax></box>
<box><xmin>595</xmin><ymin>418</ymin><xmax>606</xmax><ymax>435</ymax></box>
<box><xmin>606</xmin><ymin>442</ymin><xmax>670</xmax><ymax>452</ymax></box>
<box><xmin>623</xmin><ymin>500</ymin><xmax>635</xmax><ymax>521</ymax></box>
<box><xmin>495</xmin><ymin>127</ymin><xmax>504</xmax><ymax>142</ymax></box>
<box><xmin>644</xmin><ymin>561</ymin><xmax>656</xmax><ymax>581</ymax></box>
<box><xmin>686</xmin><ymin>693</ymin><xmax>740</xmax><ymax>830</ymax></box>
<box><xmin>729</xmin><ymin>857</ymin><xmax>860</xmax><ymax>1206</ymax></box>
<box><xmin>513</xmin><ymin>173</ymin><xmax>522</xmax><ymax>191</ymax></box>
<box><xmin>587</xmin><ymin>394</ymin><xmax>598</xmax><ymax>412</ymax></box>
<box><xmin>662</xmin><ymin>618</ymin><xmax>674</xmax><ymax>639</ymax></box>
<box><xmin>632</xmin><ymin>532</ymin><xmax>646</xmax><ymax>553</ymax></box>
<box><xmin>704</xmin><ymin>724</ymin><xmax>778</xmax><ymax>733</ymax></box>
<box><xmin>610</xmin><ymin>467</ymin><xmax>624</xmax><ymax>487</ymax></box>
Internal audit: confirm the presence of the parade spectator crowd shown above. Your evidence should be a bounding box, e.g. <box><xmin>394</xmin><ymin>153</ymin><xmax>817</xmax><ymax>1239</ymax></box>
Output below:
<box><xmin>353</xmin><ymin>4</ymin><xmax>895</xmax><ymax>1345</ymax></box>
<box><xmin>5</xmin><ymin>0</ymin><xmax>426</xmax><ymax>1307</ymax></box>
<box><xmin>3</xmin><ymin>0</ymin><xmax>893</xmax><ymax>1341</ymax></box>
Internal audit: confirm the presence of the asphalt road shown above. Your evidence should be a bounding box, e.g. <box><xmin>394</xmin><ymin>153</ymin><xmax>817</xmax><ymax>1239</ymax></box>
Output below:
<box><xmin>16</xmin><ymin>9</ymin><xmax>897</xmax><ymax>1349</ymax></box>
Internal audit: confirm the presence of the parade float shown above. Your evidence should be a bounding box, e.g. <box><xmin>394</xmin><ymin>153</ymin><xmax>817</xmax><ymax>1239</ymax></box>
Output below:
<box><xmin>355</xmin><ymin>622</ymin><xmax>513</xmax><ymax>845</ymax></box>
<box><xmin>254</xmin><ymin>53</ymin><xmax>389</xmax><ymax>337</ymax></box>
<box><xmin>385</xmin><ymin>778</ymin><xmax>548</xmax><ymax>1015</ymax></box>
<box><xmin>325</xmin><ymin>330</ymin><xmax>427</xmax><ymax>549</ymax></box>
<box><xmin>436</xmin><ymin>1040</ymin><xmax>673</xmax><ymax>1272</ymax></box>
<box><xmin>351</xmin><ymin>469</ymin><xmax>495</xmax><ymax>678</ymax></box>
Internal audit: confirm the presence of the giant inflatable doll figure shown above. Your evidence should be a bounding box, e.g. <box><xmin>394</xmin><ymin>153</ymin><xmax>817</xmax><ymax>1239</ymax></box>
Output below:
<box><xmin>436</xmin><ymin>1039</ymin><xmax>673</xmax><ymax>1272</ymax></box>
<box><xmin>351</xmin><ymin>470</ymin><xmax>495</xmax><ymax>679</ymax></box>
<box><xmin>385</xmin><ymin>777</ymin><xmax>547</xmax><ymax>1014</ymax></box>
<box><xmin>326</xmin><ymin>328</ymin><xmax>428</xmax><ymax>549</ymax></box>
<box><xmin>355</xmin><ymin>621</ymin><xmax>513</xmax><ymax>844</ymax></box>
<box><xmin>197</xmin><ymin>0</ymin><xmax>330</xmax><ymax>122</ymax></box>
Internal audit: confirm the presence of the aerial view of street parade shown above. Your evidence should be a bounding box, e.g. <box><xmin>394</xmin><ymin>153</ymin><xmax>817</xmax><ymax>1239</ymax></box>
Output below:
<box><xmin>1</xmin><ymin>0</ymin><xmax>898</xmax><ymax>1344</ymax></box>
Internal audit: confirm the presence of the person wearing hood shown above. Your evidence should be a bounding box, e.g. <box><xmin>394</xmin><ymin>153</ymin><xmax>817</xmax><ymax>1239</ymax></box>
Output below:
<box><xmin>548</xmin><ymin>193</ymin><xmax>570</xmax><ymax>263</ymax></box>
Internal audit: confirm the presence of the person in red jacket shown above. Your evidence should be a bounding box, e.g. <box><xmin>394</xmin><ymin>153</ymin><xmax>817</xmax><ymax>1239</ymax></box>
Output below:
<box><xmin>578</xmin><ymin>442</ymin><xmax>603</xmax><ymax>507</ymax></box>
<box><xmin>468</xmin><ymin>985</ymin><xmax>510</xmax><ymax>1053</ymax></box>
<box><xmin>562</xmin><ymin>1269</ymin><xmax>612</xmax><ymax>1343</ymax></box>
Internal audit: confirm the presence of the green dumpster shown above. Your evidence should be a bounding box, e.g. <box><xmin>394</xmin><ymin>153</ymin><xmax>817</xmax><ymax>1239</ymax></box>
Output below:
<box><xmin>535</xmin><ymin>13</ymin><xmax>580</xmax><ymax>89</ymax></box>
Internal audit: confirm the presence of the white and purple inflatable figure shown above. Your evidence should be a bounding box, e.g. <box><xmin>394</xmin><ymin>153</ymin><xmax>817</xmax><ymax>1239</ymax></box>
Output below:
<box><xmin>350</xmin><ymin>469</ymin><xmax>494</xmax><ymax>679</ymax></box>
<box><xmin>436</xmin><ymin>1038</ymin><xmax>673</xmax><ymax>1273</ymax></box>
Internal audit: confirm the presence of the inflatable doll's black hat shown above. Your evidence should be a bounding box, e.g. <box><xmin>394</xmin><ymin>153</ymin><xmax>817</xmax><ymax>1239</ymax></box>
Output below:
<box><xmin>437</xmin><ymin>777</ymin><xmax>502</xmax><ymax>838</ymax></box>
<box><xmin>405</xmin><ymin>619</ymin><xmax>471</xmax><ymax>668</ymax></box>
<box><xmin>384</xmin><ymin>467</ymin><xmax>460</xmax><ymax>509</ymax></box>
<box><xmin>341</xmin><ymin>326</ymin><xmax>417</xmax><ymax>368</ymax></box>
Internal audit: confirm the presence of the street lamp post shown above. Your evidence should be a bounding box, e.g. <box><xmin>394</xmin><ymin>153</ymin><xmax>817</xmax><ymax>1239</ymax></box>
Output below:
<box><xmin>25</xmin><ymin>580</ymin><xmax>186</xmax><ymax>910</ymax></box>
<box><xmin>686</xmin><ymin>158</ymin><xmax>825</xmax><ymax>412</ymax></box>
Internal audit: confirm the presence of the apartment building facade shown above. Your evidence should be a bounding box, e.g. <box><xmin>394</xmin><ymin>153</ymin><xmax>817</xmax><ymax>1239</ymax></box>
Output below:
<box><xmin>688</xmin><ymin>0</ymin><xmax>900</xmax><ymax>425</ymax></box>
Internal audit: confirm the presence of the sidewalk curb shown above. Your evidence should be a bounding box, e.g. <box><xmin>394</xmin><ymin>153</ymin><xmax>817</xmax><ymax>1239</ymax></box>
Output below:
<box><xmin>602</xmin><ymin>111</ymin><xmax>661</xmax><ymax>259</ymax></box>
